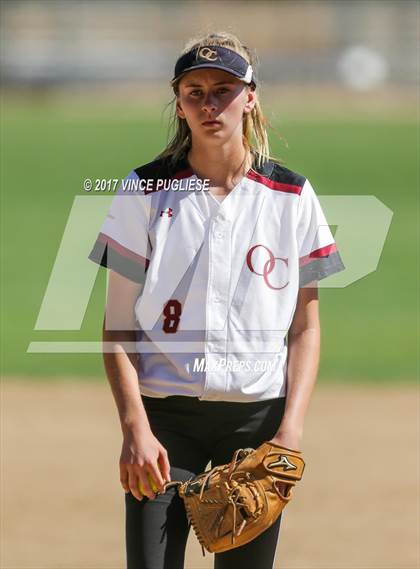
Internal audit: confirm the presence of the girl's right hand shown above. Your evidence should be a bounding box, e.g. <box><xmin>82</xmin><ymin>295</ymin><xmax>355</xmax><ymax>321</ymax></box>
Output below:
<box><xmin>119</xmin><ymin>427</ymin><xmax>171</xmax><ymax>501</ymax></box>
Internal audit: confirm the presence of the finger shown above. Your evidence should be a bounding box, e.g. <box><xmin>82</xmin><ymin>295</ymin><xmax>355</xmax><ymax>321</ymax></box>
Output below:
<box><xmin>149</xmin><ymin>464</ymin><xmax>165</xmax><ymax>493</ymax></box>
<box><xmin>276</xmin><ymin>481</ymin><xmax>285</xmax><ymax>497</ymax></box>
<box><xmin>158</xmin><ymin>450</ymin><xmax>171</xmax><ymax>484</ymax></box>
<box><xmin>128</xmin><ymin>469</ymin><xmax>143</xmax><ymax>502</ymax></box>
<box><xmin>278</xmin><ymin>482</ymin><xmax>291</xmax><ymax>498</ymax></box>
<box><xmin>119</xmin><ymin>463</ymin><xmax>130</xmax><ymax>493</ymax></box>
<box><xmin>138</xmin><ymin>471</ymin><xmax>155</xmax><ymax>500</ymax></box>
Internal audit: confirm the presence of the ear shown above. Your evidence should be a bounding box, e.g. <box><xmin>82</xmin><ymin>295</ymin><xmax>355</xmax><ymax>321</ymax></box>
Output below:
<box><xmin>176</xmin><ymin>98</ymin><xmax>186</xmax><ymax>119</ymax></box>
<box><xmin>243</xmin><ymin>88</ymin><xmax>257</xmax><ymax>114</ymax></box>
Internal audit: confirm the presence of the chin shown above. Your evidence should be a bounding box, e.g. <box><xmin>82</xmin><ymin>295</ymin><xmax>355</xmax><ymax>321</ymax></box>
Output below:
<box><xmin>195</xmin><ymin>129</ymin><xmax>224</xmax><ymax>142</ymax></box>
<box><xmin>204</xmin><ymin>132</ymin><xmax>227</xmax><ymax>144</ymax></box>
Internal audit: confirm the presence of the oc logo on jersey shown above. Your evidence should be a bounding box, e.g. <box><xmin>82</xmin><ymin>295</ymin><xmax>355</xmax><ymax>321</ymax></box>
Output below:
<box><xmin>246</xmin><ymin>244</ymin><xmax>289</xmax><ymax>291</ymax></box>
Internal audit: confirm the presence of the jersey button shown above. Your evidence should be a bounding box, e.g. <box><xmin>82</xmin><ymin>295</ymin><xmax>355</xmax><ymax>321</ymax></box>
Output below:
<box><xmin>215</xmin><ymin>232</ymin><xmax>223</xmax><ymax>239</ymax></box>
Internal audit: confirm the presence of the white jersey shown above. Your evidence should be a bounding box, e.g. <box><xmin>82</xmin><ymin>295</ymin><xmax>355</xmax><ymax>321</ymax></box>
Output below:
<box><xmin>89</xmin><ymin>153</ymin><xmax>345</xmax><ymax>402</ymax></box>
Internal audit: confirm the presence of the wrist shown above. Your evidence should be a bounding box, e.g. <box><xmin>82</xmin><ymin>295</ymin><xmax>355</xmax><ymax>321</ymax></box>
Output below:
<box><xmin>121</xmin><ymin>416</ymin><xmax>151</xmax><ymax>436</ymax></box>
<box><xmin>276</xmin><ymin>424</ymin><xmax>303</xmax><ymax>437</ymax></box>
<box><xmin>276</xmin><ymin>416</ymin><xmax>304</xmax><ymax>438</ymax></box>
<box><xmin>269</xmin><ymin>427</ymin><xmax>303</xmax><ymax>451</ymax></box>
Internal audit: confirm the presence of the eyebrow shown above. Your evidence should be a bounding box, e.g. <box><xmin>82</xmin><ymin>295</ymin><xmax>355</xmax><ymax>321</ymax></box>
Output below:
<box><xmin>183</xmin><ymin>80</ymin><xmax>236</xmax><ymax>88</ymax></box>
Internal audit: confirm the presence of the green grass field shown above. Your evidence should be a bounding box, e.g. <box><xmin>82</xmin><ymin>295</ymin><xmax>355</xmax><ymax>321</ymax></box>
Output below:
<box><xmin>1</xmin><ymin>99</ymin><xmax>418</xmax><ymax>382</ymax></box>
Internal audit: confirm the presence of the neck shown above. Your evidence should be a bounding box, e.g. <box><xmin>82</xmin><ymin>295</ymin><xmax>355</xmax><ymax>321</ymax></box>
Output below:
<box><xmin>187</xmin><ymin>141</ymin><xmax>253</xmax><ymax>189</ymax></box>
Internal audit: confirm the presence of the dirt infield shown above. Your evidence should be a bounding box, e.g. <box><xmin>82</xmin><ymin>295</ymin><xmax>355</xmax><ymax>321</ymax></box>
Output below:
<box><xmin>1</xmin><ymin>380</ymin><xmax>418</xmax><ymax>569</ymax></box>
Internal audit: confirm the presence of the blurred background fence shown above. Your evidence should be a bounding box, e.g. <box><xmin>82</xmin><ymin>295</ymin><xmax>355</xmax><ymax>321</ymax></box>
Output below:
<box><xmin>1</xmin><ymin>0</ymin><xmax>418</xmax><ymax>92</ymax></box>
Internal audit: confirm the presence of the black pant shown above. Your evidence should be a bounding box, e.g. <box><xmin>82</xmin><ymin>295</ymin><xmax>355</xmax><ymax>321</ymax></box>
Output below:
<box><xmin>125</xmin><ymin>395</ymin><xmax>286</xmax><ymax>569</ymax></box>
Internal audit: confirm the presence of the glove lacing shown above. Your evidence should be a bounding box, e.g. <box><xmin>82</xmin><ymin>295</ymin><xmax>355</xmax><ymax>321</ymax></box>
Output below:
<box><xmin>165</xmin><ymin>447</ymin><xmax>258</xmax><ymax>557</ymax></box>
<box><xmin>199</xmin><ymin>447</ymin><xmax>259</xmax><ymax>554</ymax></box>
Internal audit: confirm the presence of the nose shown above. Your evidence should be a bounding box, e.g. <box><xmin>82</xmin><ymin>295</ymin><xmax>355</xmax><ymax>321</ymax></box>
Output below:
<box><xmin>201</xmin><ymin>93</ymin><xmax>217</xmax><ymax>114</ymax></box>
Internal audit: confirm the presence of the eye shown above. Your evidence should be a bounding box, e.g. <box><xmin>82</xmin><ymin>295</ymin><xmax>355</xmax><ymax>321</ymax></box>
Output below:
<box><xmin>217</xmin><ymin>87</ymin><xmax>229</xmax><ymax>94</ymax></box>
<box><xmin>189</xmin><ymin>90</ymin><xmax>202</xmax><ymax>97</ymax></box>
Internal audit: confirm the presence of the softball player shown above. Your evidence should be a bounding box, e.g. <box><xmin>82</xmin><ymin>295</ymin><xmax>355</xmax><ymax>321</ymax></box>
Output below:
<box><xmin>89</xmin><ymin>31</ymin><xmax>345</xmax><ymax>569</ymax></box>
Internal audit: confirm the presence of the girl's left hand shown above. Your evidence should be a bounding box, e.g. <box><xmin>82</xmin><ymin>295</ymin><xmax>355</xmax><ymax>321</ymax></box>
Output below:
<box><xmin>267</xmin><ymin>431</ymin><xmax>303</xmax><ymax>499</ymax></box>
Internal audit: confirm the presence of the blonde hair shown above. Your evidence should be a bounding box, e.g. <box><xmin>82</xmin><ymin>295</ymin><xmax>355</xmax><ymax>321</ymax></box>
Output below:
<box><xmin>157</xmin><ymin>31</ymin><xmax>274</xmax><ymax>169</ymax></box>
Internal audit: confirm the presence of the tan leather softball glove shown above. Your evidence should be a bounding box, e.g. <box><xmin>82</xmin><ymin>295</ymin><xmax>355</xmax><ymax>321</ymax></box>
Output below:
<box><xmin>164</xmin><ymin>441</ymin><xmax>305</xmax><ymax>556</ymax></box>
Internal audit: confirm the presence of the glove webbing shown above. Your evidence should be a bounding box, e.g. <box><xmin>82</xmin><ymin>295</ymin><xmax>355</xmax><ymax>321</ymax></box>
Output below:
<box><xmin>163</xmin><ymin>447</ymin><xmax>266</xmax><ymax>557</ymax></box>
<box><xmin>191</xmin><ymin>448</ymin><xmax>258</xmax><ymax>556</ymax></box>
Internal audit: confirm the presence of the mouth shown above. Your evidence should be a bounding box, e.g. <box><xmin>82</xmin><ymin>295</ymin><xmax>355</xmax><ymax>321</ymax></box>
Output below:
<box><xmin>202</xmin><ymin>120</ymin><xmax>222</xmax><ymax>127</ymax></box>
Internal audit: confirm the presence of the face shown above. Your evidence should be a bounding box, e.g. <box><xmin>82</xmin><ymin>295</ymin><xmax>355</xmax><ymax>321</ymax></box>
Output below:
<box><xmin>175</xmin><ymin>68</ymin><xmax>256</xmax><ymax>144</ymax></box>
